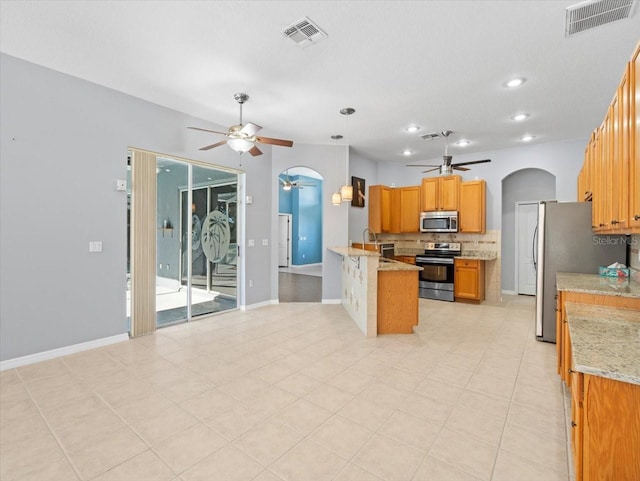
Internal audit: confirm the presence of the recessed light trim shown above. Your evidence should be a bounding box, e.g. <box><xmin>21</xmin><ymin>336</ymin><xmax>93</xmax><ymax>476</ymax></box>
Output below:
<box><xmin>511</xmin><ymin>113</ymin><xmax>530</xmax><ymax>122</ymax></box>
<box><xmin>456</xmin><ymin>140</ymin><xmax>471</xmax><ymax>147</ymax></box>
<box><xmin>505</xmin><ymin>77</ymin><xmax>526</xmax><ymax>88</ymax></box>
<box><xmin>520</xmin><ymin>135</ymin><xmax>535</xmax><ymax>142</ymax></box>
<box><xmin>402</xmin><ymin>149</ymin><xmax>412</xmax><ymax>156</ymax></box>
<box><xmin>406</xmin><ymin>125</ymin><xmax>420</xmax><ymax>133</ymax></box>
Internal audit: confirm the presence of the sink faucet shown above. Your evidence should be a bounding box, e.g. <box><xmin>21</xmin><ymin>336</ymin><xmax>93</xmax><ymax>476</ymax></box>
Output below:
<box><xmin>362</xmin><ymin>228</ymin><xmax>378</xmax><ymax>248</ymax></box>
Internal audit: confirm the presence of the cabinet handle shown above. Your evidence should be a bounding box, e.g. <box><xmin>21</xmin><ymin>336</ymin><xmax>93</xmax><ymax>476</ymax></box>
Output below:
<box><xmin>599</xmin><ymin>223</ymin><xmax>605</xmax><ymax>227</ymax></box>
<box><xmin>635</xmin><ymin>215</ymin><xmax>640</xmax><ymax>221</ymax></box>
<box><xmin>611</xmin><ymin>220</ymin><xmax>618</xmax><ymax>225</ymax></box>
<box><xmin>571</xmin><ymin>421</ymin><xmax>577</xmax><ymax>428</ymax></box>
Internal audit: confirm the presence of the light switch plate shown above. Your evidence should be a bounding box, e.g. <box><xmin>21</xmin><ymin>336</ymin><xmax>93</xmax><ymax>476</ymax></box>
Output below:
<box><xmin>89</xmin><ymin>241</ymin><xmax>103</xmax><ymax>252</ymax></box>
<box><xmin>262</xmin><ymin>239</ymin><xmax>269</xmax><ymax>246</ymax></box>
<box><xmin>248</xmin><ymin>239</ymin><xmax>255</xmax><ymax>247</ymax></box>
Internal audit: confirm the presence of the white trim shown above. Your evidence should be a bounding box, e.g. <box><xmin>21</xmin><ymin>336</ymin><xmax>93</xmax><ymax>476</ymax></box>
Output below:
<box><xmin>240</xmin><ymin>299</ymin><xmax>279</xmax><ymax>311</ymax></box>
<box><xmin>321</xmin><ymin>299</ymin><xmax>341</xmax><ymax>304</ymax></box>
<box><xmin>0</xmin><ymin>333</ymin><xmax>129</xmax><ymax>371</ymax></box>
<box><xmin>501</xmin><ymin>289</ymin><xmax>517</xmax><ymax>295</ymax></box>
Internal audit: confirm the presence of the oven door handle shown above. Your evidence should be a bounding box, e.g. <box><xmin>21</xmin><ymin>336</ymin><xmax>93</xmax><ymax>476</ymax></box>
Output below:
<box><xmin>416</xmin><ymin>257</ymin><xmax>453</xmax><ymax>264</ymax></box>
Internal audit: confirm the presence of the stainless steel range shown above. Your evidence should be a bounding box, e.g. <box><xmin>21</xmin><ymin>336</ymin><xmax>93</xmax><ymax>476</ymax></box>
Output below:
<box><xmin>415</xmin><ymin>242</ymin><xmax>461</xmax><ymax>302</ymax></box>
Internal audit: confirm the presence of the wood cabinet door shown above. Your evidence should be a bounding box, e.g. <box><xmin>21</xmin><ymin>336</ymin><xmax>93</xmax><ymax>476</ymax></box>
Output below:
<box><xmin>368</xmin><ymin>185</ymin><xmax>392</xmax><ymax>233</ymax></box>
<box><xmin>381</xmin><ymin>186</ymin><xmax>391</xmax><ymax>232</ymax></box>
<box><xmin>399</xmin><ymin>186</ymin><xmax>420</xmax><ymax>232</ymax></box>
<box><xmin>390</xmin><ymin>188</ymin><xmax>401</xmax><ymax>233</ymax></box>
<box><xmin>630</xmin><ymin>45</ymin><xmax>640</xmax><ymax>229</ymax></box>
<box><xmin>615</xmin><ymin>66</ymin><xmax>630</xmax><ymax>230</ymax></box>
<box><xmin>420</xmin><ymin>178</ymin><xmax>438</xmax><ymax>211</ymax></box>
<box><xmin>454</xmin><ymin>265</ymin><xmax>478</xmax><ymax>299</ymax></box>
<box><xmin>439</xmin><ymin>176</ymin><xmax>460</xmax><ymax>211</ymax></box>
<box><xmin>459</xmin><ymin>180</ymin><xmax>486</xmax><ymax>233</ymax></box>
<box><xmin>570</xmin><ymin>371</ymin><xmax>584</xmax><ymax>481</ymax></box>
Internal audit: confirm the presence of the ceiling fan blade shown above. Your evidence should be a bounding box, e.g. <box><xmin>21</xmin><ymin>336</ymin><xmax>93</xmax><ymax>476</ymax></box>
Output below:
<box><xmin>406</xmin><ymin>164</ymin><xmax>440</xmax><ymax>167</ymax></box>
<box><xmin>240</xmin><ymin>122</ymin><xmax>262</xmax><ymax>137</ymax></box>
<box><xmin>421</xmin><ymin>167</ymin><xmax>440</xmax><ymax>174</ymax></box>
<box><xmin>248</xmin><ymin>145</ymin><xmax>262</xmax><ymax>156</ymax></box>
<box><xmin>452</xmin><ymin>159</ymin><xmax>491</xmax><ymax>167</ymax></box>
<box><xmin>199</xmin><ymin>140</ymin><xmax>228</xmax><ymax>151</ymax></box>
<box><xmin>453</xmin><ymin>166</ymin><xmax>470</xmax><ymax>171</ymax></box>
<box><xmin>188</xmin><ymin>126</ymin><xmax>229</xmax><ymax>136</ymax></box>
<box><xmin>256</xmin><ymin>136</ymin><xmax>294</xmax><ymax>147</ymax></box>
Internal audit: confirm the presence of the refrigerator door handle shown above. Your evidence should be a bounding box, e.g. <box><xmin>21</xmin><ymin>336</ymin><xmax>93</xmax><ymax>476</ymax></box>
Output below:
<box><xmin>532</xmin><ymin>224</ymin><xmax>538</xmax><ymax>272</ymax></box>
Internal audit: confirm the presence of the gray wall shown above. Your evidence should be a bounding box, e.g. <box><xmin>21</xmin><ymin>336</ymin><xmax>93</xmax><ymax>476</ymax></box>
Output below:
<box><xmin>501</xmin><ymin>169</ymin><xmax>556</xmax><ymax>292</ymax></box>
<box><xmin>0</xmin><ymin>53</ymin><xmax>277</xmax><ymax>361</ymax></box>
<box><xmin>375</xmin><ymin>138</ymin><xmax>586</xmax><ymax>230</ymax></box>
<box><xmin>348</xmin><ymin>151</ymin><xmax>380</xmax><ymax>244</ymax></box>
<box><xmin>272</xmin><ymin>144</ymin><xmax>349</xmax><ymax>302</ymax></box>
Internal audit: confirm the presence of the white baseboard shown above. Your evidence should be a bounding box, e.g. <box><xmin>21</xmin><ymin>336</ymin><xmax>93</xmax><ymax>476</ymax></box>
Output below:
<box><xmin>322</xmin><ymin>299</ymin><xmax>341</xmax><ymax>304</ymax></box>
<box><xmin>0</xmin><ymin>333</ymin><xmax>129</xmax><ymax>371</ymax></box>
<box><xmin>501</xmin><ymin>290</ymin><xmax>517</xmax><ymax>295</ymax></box>
<box><xmin>241</xmin><ymin>299</ymin><xmax>279</xmax><ymax>311</ymax></box>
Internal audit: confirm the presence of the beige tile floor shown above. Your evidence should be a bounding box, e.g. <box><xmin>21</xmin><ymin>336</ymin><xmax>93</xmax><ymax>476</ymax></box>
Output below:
<box><xmin>0</xmin><ymin>295</ymin><xmax>569</xmax><ymax>481</ymax></box>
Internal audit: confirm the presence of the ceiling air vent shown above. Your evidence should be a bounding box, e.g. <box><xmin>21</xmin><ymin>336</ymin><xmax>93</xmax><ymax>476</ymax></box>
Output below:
<box><xmin>283</xmin><ymin>17</ymin><xmax>327</xmax><ymax>48</ymax></box>
<box><xmin>421</xmin><ymin>132</ymin><xmax>442</xmax><ymax>140</ymax></box>
<box><xmin>565</xmin><ymin>0</ymin><xmax>636</xmax><ymax>36</ymax></box>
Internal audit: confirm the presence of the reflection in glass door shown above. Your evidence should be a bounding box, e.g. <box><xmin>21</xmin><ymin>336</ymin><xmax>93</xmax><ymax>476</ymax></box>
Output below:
<box><xmin>156</xmin><ymin>158</ymin><xmax>189</xmax><ymax>326</ymax></box>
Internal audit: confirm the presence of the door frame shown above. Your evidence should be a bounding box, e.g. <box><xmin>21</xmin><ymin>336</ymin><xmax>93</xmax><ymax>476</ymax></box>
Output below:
<box><xmin>514</xmin><ymin>200</ymin><xmax>539</xmax><ymax>296</ymax></box>
<box><xmin>278</xmin><ymin>214</ymin><xmax>292</xmax><ymax>268</ymax></box>
<box><xmin>129</xmin><ymin>147</ymin><xmax>244</xmax><ymax>336</ymax></box>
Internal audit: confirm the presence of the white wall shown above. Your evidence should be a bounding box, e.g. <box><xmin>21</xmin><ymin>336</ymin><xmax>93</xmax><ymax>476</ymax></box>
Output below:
<box><xmin>0</xmin><ymin>53</ymin><xmax>274</xmax><ymax>361</ymax></box>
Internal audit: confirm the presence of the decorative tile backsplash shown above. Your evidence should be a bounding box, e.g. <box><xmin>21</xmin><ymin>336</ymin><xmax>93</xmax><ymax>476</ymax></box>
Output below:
<box><xmin>630</xmin><ymin>234</ymin><xmax>639</xmax><ymax>274</ymax></box>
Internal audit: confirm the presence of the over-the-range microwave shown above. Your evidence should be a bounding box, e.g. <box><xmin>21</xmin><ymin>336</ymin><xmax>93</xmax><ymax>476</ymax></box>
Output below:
<box><xmin>420</xmin><ymin>211</ymin><xmax>458</xmax><ymax>233</ymax></box>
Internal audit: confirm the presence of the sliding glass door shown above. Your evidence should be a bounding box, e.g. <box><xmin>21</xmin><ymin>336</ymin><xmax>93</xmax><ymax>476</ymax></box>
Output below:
<box><xmin>128</xmin><ymin>149</ymin><xmax>239</xmax><ymax>334</ymax></box>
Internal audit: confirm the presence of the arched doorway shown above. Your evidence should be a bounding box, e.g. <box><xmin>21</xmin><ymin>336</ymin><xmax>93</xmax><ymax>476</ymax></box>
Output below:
<box><xmin>501</xmin><ymin>168</ymin><xmax>555</xmax><ymax>295</ymax></box>
<box><xmin>277</xmin><ymin>166</ymin><xmax>323</xmax><ymax>302</ymax></box>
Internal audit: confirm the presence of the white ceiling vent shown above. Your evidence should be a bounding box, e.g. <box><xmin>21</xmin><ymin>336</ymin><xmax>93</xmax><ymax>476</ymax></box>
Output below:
<box><xmin>565</xmin><ymin>0</ymin><xmax>636</xmax><ymax>36</ymax></box>
<box><xmin>283</xmin><ymin>17</ymin><xmax>327</xmax><ymax>48</ymax></box>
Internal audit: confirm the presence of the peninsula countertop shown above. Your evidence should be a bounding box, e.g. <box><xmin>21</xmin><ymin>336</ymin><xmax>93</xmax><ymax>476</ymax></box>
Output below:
<box><xmin>565</xmin><ymin>302</ymin><xmax>640</xmax><ymax>385</ymax></box>
<box><xmin>557</xmin><ymin>272</ymin><xmax>640</xmax><ymax>299</ymax></box>
<box><xmin>328</xmin><ymin>247</ymin><xmax>422</xmax><ymax>271</ymax></box>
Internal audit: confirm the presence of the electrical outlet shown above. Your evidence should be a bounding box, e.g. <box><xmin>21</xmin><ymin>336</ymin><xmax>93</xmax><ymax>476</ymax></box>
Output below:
<box><xmin>89</xmin><ymin>241</ymin><xmax>102</xmax><ymax>252</ymax></box>
<box><xmin>262</xmin><ymin>239</ymin><xmax>268</xmax><ymax>246</ymax></box>
<box><xmin>474</xmin><ymin>240</ymin><xmax>479</xmax><ymax>246</ymax></box>
<box><xmin>249</xmin><ymin>280</ymin><xmax>253</xmax><ymax>287</ymax></box>
<box><xmin>159</xmin><ymin>264</ymin><xmax>163</xmax><ymax>269</ymax></box>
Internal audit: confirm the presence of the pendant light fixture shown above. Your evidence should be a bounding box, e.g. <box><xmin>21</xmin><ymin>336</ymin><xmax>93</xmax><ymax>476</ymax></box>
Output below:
<box><xmin>339</xmin><ymin>107</ymin><xmax>355</xmax><ymax>203</ymax></box>
<box><xmin>331</xmin><ymin>134</ymin><xmax>343</xmax><ymax>206</ymax></box>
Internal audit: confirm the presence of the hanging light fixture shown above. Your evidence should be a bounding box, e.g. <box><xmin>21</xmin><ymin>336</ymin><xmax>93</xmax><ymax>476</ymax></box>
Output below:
<box><xmin>331</xmin><ymin>134</ymin><xmax>343</xmax><ymax>206</ymax></box>
<box><xmin>340</xmin><ymin>107</ymin><xmax>355</xmax><ymax>203</ymax></box>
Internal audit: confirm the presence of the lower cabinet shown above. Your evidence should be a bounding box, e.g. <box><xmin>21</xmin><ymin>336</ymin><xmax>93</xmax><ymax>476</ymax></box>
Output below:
<box><xmin>570</xmin><ymin>373</ymin><xmax>640</xmax><ymax>481</ymax></box>
<box><xmin>377</xmin><ymin>269</ymin><xmax>419</xmax><ymax>334</ymax></box>
<box><xmin>453</xmin><ymin>258</ymin><xmax>484</xmax><ymax>302</ymax></box>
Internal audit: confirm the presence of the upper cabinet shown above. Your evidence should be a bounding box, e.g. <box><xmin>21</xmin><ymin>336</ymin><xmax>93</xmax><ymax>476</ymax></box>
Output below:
<box><xmin>459</xmin><ymin>180</ymin><xmax>486</xmax><ymax>233</ymax></box>
<box><xmin>582</xmin><ymin>43</ymin><xmax>639</xmax><ymax>234</ymax></box>
<box><xmin>368</xmin><ymin>185</ymin><xmax>392</xmax><ymax>233</ymax></box>
<box><xmin>420</xmin><ymin>175</ymin><xmax>460</xmax><ymax>211</ymax></box>
<box><xmin>397</xmin><ymin>186</ymin><xmax>421</xmax><ymax>233</ymax></box>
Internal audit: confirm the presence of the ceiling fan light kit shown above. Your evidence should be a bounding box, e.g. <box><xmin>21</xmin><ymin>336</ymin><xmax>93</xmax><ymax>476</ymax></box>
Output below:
<box><xmin>188</xmin><ymin>93</ymin><xmax>293</xmax><ymax>156</ymax></box>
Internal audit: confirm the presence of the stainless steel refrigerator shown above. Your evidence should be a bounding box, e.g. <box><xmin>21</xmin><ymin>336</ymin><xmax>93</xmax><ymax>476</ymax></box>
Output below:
<box><xmin>534</xmin><ymin>201</ymin><xmax>627</xmax><ymax>343</ymax></box>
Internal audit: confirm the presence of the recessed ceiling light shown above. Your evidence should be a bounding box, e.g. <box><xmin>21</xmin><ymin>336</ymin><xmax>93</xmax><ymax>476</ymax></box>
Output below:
<box><xmin>165</xmin><ymin>168</ymin><xmax>171</xmax><ymax>172</ymax></box>
<box><xmin>456</xmin><ymin>140</ymin><xmax>471</xmax><ymax>147</ymax></box>
<box><xmin>511</xmin><ymin>113</ymin><xmax>529</xmax><ymax>121</ymax></box>
<box><xmin>406</xmin><ymin>125</ymin><xmax>420</xmax><ymax>133</ymax></box>
<box><xmin>520</xmin><ymin>135</ymin><xmax>535</xmax><ymax>142</ymax></box>
<box><xmin>505</xmin><ymin>77</ymin><xmax>526</xmax><ymax>88</ymax></box>
<box><xmin>402</xmin><ymin>149</ymin><xmax>413</xmax><ymax>156</ymax></box>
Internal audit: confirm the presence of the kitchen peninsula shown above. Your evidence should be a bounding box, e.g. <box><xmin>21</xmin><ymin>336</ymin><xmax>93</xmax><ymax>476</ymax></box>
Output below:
<box><xmin>328</xmin><ymin>247</ymin><xmax>422</xmax><ymax>336</ymax></box>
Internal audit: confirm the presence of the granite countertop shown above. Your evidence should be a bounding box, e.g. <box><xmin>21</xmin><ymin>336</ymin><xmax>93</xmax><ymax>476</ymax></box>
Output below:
<box><xmin>557</xmin><ymin>272</ymin><xmax>640</xmax><ymax>299</ymax></box>
<box><xmin>377</xmin><ymin>258</ymin><xmax>423</xmax><ymax>272</ymax></box>
<box><xmin>565</xmin><ymin>302</ymin><xmax>640</xmax><ymax>385</ymax></box>
<box><xmin>455</xmin><ymin>251</ymin><xmax>497</xmax><ymax>261</ymax></box>
<box><xmin>328</xmin><ymin>246</ymin><xmax>380</xmax><ymax>257</ymax></box>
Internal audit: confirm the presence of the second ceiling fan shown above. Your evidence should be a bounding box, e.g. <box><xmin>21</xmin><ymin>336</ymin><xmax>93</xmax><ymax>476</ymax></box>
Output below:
<box><xmin>406</xmin><ymin>130</ymin><xmax>491</xmax><ymax>175</ymax></box>
<box><xmin>188</xmin><ymin>93</ymin><xmax>294</xmax><ymax>156</ymax></box>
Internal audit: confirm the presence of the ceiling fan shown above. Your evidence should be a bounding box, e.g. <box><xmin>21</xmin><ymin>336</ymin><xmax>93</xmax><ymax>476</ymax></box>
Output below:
<box><xmin>188</xmin><ymin>93</ymin><xmax>294</xmax><ymax>156</ymax></box>
<box><xmin>280</xmin><ymin>170</ymin><xmax>317</xmax><ymax>191</ymax></box>
<box><xmin>406</xmin><ymin>130</ymin><xmax>491</xmax><ymax>175</ymax></box>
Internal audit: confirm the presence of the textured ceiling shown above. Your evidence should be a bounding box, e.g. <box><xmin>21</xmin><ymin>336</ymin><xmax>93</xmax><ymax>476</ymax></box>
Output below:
<box><xmin>1</xmin><ymin>0</ymin><xmax>638</xmax><ymax>165</ymax></box>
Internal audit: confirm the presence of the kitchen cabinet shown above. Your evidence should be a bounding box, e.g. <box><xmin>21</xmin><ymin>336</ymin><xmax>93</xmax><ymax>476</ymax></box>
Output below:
<box><xmin>368</xmin><ymin>185</ymin><xmax>392</xmax><ymax>233</ymax></box>
<box><xmin>420</xmin><ymin>175</ymin><xmax>460</xmax><ymax>212</ymax></box>
<box><xmin>377</xmin><ymin>268</ymin><xmax>419</xmax><ymax>334</ymax></box>
<box><xmin>453</xmin><ymin>258</ymin><xmax>484</xmax><ymax>302</ymax></box>
<box><xmin>581</xmin><ymin>43</ymin><xmax>639</xmax><ymax>234</ymax></box>
<box><xmin>397</xmin><ymin>186</ymin><xmax>420</xmax><ymax>233</ymax></box>
<box><xmin>459</xmin><ymin>180</ymin><xmax>486</xmax><ymax>233</ymax></box>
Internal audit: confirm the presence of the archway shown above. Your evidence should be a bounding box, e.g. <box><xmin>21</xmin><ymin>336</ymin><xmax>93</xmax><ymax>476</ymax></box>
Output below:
<box><xmin>501</xmin><ymin>168</ymin><xmax>556</xmax><ymax>294</ymax></box>
<box><xmin>277</xmin><ymin>166</ymin><xmax>323</xmax><ymax>302</ymax></box>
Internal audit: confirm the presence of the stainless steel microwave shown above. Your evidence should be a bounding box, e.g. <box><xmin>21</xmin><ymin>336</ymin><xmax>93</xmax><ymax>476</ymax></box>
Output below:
<box><xmin>420</xmin><ymin>211</ymin><xmax>458</xmax><ymax>233</ymax></box>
